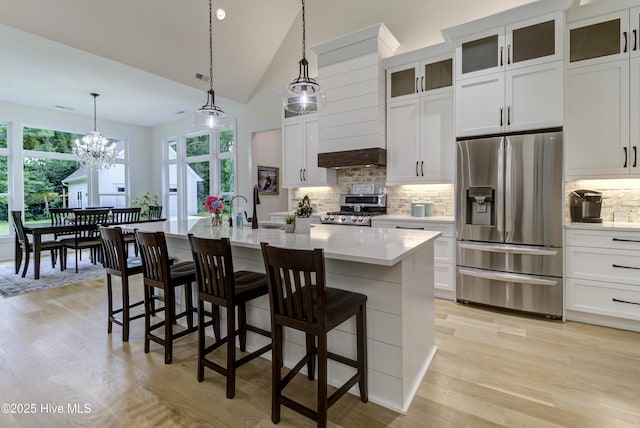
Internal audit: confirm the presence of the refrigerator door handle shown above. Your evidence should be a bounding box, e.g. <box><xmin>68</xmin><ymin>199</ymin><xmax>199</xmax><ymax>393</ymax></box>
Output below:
<box><xmin>504</xmin><ymin>138</ymin><xmax>513</xmax><ymax>241</ymax></box>
<box><xmin>458</xmin><ymin>267</ymin><xmax>558</xmax><ymax>286</ymax></box>
<box><xmin>458</xmin><ymin>242</ymin><xmax>558</xmax><ymax>256</ymax></box>
<box><xmin>496</xmin><ymin>138</ymin><xmax>505</xmax><ymax>242</ymax></box>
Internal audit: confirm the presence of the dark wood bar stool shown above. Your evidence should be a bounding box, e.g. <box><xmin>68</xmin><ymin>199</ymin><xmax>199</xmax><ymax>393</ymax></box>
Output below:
<box><xmin>135</xmin><ymin>230</ymin><xmax>197</xmax><ymax>364</ymax></box>
<box><xmin>100</xmin><ymin>226</ymin><xmax>144</xmax><ymax>342</ymax></box>
<box><xmin>260</xmin><ymin>243</ymin><xmax>368</xmax><ymax>428</ymax></box>
<box><xmin>110</xmin><ymin>207</ymin><xmax>141</xmax><ymax>255</ymax></box>
<box><xmin>11</xmin><ymin>211</ymin><xmax>63</xmax><ymax>277</ymax></box>
<box><xmin>188</xmin><ymin>234</ymin><xmax>272</xmax><ymax>399</ymax></box>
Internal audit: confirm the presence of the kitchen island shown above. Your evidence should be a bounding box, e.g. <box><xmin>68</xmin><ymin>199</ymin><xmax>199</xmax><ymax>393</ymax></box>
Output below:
<box><xmin>128</xmin><ymin>219</ymin><xmax>440</xmax><ymax>413</ymax></box>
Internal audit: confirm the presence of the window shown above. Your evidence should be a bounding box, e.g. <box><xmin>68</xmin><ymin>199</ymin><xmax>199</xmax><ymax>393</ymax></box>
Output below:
<box><xmin>0</xmin><ymin>124</ymin><xmax>8</xmax><ymax>236</ymax></box>
<box><xmin>22</xmin><ymin>126</ymin><xmax>128</xmax><ymax>222</ymax></box>
<box><xmin>22</xmin><ymin>127</ymin><xmax>82</xmax><ymax>223</ymax></box>
<box><xmin>164</xmin><ymin>124</ymin><xmax>236</xmax><ymax>221</ymax></box>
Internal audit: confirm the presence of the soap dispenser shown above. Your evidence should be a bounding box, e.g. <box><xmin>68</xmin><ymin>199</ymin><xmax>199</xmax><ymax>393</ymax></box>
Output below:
<box><xmin>235</xmin><ymin>210</ymin><xmax>244</xmax><ymax>228</ymax></box>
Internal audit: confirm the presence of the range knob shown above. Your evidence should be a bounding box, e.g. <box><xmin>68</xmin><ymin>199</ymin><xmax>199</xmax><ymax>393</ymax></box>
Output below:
<box><xmin>340</xmin><ymin>215</ymin><xmax>346</xmax><ymax>222</ymax></box>
<box><xmin>357</xmin><ymin>216</ymin><xmax>364</xmax><ymax>222</ymax></box>
<box><xmin>350</xmin><ymin>215</ymin><xmax>358</xmax><ymax>223</ymax></box>
<box><xmin>321</xmin><ymin>214</ymin><xmax>330</xmax><ymax>222</ymax></box>
<box><xmin>329</xmin><ymin>215</ymin><xmax>335</xmax><ymax>221</ymax></box>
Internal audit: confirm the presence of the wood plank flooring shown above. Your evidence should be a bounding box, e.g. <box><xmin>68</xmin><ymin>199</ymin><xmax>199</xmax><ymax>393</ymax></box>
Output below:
<box><xmin>0</xmin><ymin>273</ymin><xmax>639</xmax><ymax>427</ymax></box>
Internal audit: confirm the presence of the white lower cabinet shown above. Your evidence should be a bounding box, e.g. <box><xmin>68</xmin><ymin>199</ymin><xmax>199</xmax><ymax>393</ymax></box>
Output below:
<box><xmin>372</xmin><ymin>219</ymin><xmax>455</xmax><ymax>300</ymax></box>
<box><xmin>565</xmin><ymin>227</ymin><xmax>640</xmax><ymax>331</ymax></box>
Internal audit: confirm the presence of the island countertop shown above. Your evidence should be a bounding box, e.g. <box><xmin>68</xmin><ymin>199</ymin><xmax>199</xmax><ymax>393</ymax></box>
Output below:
<box><xmin>129</xmin><ymin>219</ymin><xmax>441</xmax><ymax>267</ymax></box>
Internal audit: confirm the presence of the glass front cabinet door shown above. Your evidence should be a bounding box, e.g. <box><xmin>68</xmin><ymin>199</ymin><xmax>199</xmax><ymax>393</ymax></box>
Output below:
<box><xmin>456</xmin><ymin>12</ymin><xmax>563</xmax><ymax>81</ymax></box>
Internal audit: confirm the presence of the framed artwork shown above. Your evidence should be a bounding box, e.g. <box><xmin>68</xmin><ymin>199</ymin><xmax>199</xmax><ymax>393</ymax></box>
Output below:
<box><xmin>257</xmin><ymin>165</ymin><xmax>279</xmax><ymax>195</ymax></box>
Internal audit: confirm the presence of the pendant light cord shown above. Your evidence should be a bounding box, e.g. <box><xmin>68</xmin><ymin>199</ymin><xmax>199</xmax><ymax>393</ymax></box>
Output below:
<box><xmin>301</xmin><ymin>0</ymin><xmax>306</xmax><ymax>61</ymax></box>
<box><xmin>208</xmin><ymin>0</ymin><xmax>214</xmax><ymax>93</ymax></box>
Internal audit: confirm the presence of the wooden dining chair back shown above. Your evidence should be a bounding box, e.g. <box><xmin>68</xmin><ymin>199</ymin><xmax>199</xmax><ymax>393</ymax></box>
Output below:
<box><xmin>100</xmin><ymin>226</ymin><xmax>144</xmax><ymax>342</ymax></box>
<box><xmin>49</xmin><ymin>207</ymin><xmax>76</xmax><ymax>239</ymax></box>
<box><xmin>261</xmin><ymin>243</ymin><xmax>368</xmax><ymax>427</ymax></box>
<box><xmin>188</xmin><ymin>234</ymin><xmax>271</xmax><ymax>399</ymax></box>
<box><xmin>148</xmin><ymin>205</ymin><xmax>162</xmax><ymax>220</ymax></box>
<box><xmin>135</xmin><ymin>230</ymin><xmax>197</xmax><ymax>364</ymax></box>
<box><xmin>61</xmin><ymin>209</ymin><xmax>110</xmax><ymax>273</ymax></box>
<box><xmin>110</xmin><ymin>207</ymin><xmax>141</xmax><ymax>255</ymax></box>
<box><xmin>11</xmin><ymin>211</ymin><xmax>63</xmax><ymax>277</ymax></box>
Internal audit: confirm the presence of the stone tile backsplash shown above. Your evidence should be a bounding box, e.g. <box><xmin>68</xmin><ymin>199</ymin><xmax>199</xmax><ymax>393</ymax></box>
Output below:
<box><xmin>291</xmin><ymin>167</ymin><xmax>455</xmax><ymax>216</ymax></box>
<box><xmin>566</xmin><ymin>179</ymin><xmax>640</xmax><ymax>222</ymax></box>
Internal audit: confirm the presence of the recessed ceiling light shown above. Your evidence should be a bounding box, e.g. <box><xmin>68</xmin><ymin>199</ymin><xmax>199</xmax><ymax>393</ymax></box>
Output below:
<box><xmin>216</xmin><ymin>8</ymin><xmax>226</xmax><ymax>20</ymax></box>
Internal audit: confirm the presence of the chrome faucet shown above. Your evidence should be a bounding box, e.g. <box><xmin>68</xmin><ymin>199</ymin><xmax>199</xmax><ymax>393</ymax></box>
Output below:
<box><xmin>227</xmin><ymin>195</ymin><xmax>248</xmax><ymax>227</ymax></box>
<box><xmin>252</xmin><ymin>185</ymin><xmax>261</xmax><ymax>229</ymax></box>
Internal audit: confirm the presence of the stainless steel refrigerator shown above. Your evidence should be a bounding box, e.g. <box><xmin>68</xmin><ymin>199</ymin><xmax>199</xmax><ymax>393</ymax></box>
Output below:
<box><xmin>455</xmin><ymin>129</ymin><xmax>563</xmax><ymax>318</ymax></box>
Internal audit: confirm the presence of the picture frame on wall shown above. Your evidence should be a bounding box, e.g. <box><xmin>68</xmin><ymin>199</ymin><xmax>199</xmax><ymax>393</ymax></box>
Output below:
<box><xmin>257</xmin><ymin>165</ymin><xmax>279</xmax><ymax>195</ymax></box>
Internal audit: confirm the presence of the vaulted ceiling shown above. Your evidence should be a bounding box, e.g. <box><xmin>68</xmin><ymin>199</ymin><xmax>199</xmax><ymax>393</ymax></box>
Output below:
<box><xmin>0</xmin><ymin>0</ymin><xmax>540</xmax><ymax>128</ymax></box>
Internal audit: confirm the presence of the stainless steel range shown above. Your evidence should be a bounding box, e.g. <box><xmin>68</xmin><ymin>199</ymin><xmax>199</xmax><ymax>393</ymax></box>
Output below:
<box><xmin>321</xmin><ymin>193</ymin><xmax>386</xmax><ymax>226</ymax></box>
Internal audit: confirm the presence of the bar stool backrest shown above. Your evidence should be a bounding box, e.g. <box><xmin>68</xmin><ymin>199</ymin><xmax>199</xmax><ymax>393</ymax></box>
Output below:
<box><xmin>188</xmin><ymin>235</ymin><xmax>235</xmax><ymax>304</ymax></box>
<box><xmin>99</xmin><ymin>226</ymin><xmax>128</xmax><ymax>275</ymax></box>
<box><xmin>135</xmin><ymin>230</ymin><xmax>171</xmax><ymax>287</ymax></box>
<box><xmin>261</xmin><ymin>243</ymin><xmax>326</xmax><ymax>328</ymax></box>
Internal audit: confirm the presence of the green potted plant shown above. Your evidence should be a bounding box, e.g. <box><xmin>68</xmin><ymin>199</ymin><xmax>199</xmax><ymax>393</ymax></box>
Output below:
<box><xmin>284</xmin><ymin>214</ymin><xmax>295</xmax><ymax>233</ymax></box>
<box><xmin>131</xmin><ymin>192</ymin><xmax>160</xmax><ymax>219</ymax></box>
<box><xmin>294</xmin><ymin>195</ymin><xmax>313</xmax><ymax>234</ymax></box>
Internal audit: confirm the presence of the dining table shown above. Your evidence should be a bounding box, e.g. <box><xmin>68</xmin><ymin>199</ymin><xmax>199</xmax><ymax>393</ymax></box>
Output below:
<box><xmin>20</xmin><ymin>218</ymin><xmax>166</xmax><ymax>280</ymax></box>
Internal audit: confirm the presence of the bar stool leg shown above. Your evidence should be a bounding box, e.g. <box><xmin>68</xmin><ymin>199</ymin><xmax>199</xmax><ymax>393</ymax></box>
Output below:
<box><xmin>165</xmin><ymin>285</ymin><xmax>175</xmax><ymax>364</ymax></box>
<box><xmin>197</xmin><ymin>297</ymin><xmax>206</xmax><ymax>382</ymax></box>
<box><xmin>271</xmin><ymin>324</ymin><xmax>283</xmax><ymax>424</ymax></box>
<box><xmin>317</xmin><ymin>332</ymin><xmax>328</xmax><ymax>428</ymax></box>
<box><xmin>107</xmin><ymin>274</ymin><xmax>114</xmax><ymax>335</ymax></box>
<box><xmin>238</xmin><ymin>303</ymin><xmax>247</xmax><ymax>352</ymax></box>
<box><xmin>306</xmin><ymin>333</ymin><xmax>315</xmax><ymax>380</ymax></box>
<box><xmin>122</xmin><ymin>276</ymin><xmax>131</xmax><ymax>342</ymax></box>
<box><xmin>357</xmin><ymin>303</ymin><xmax>368</xmax><ymax>402</ymax></box>
<box><xmin>226</xmin><ymin>306</ymin><xmax>236</xmax><ymax>399</ymax></box>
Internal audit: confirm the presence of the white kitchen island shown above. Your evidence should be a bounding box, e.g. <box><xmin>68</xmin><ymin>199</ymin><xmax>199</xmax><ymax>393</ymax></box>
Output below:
<box><xmin>128</xmin><ymin>219</ymin><xmax>440</xmax><ymax>414</ymax></box>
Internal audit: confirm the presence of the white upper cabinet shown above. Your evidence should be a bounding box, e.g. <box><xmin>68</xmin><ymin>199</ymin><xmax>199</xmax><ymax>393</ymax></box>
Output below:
<box><xmin>281</xmin><ymin>114</ymin><xmax>336</xmax><ymax>188</ymax></box>
<box><xmin>386</xmin><ymin>55</ymin><xmax>454</xmax><ymax>185</ymax></box>
<box><xmin>450</xmin><ymin>10</ymin><xmax>566</xmax><ymax>137</ymax></box>
<box><xmin>565</xmin><ymin>6</ymin><xmax>640</xmax><ymax>179</ymax></box>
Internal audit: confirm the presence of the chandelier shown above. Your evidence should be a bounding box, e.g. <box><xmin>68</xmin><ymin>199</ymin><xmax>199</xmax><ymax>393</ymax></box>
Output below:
<box><xmin>193</xmin><ymin>0</ymin><xmax>231</xmax><ymax>130</ymax></box>
<box><xmin>282</xmin><ymin>0</ymin><xmax>326</xmax><ymax>114</ymax></box>
<box><xmin>75</xmin><ymin>93</ymin><xmax>116</xmax><ymax>170</ymax></box>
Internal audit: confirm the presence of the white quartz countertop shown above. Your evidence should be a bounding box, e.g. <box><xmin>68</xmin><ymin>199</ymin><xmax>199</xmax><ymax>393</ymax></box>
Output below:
<box><xmin>372</xmin><ymin>215</ymin><xmax>455</xmax><ymax>223</ymax></box>
<box><xmin>128</xmin><ymin>219</ymin><xmax>440</xmax><ymax>266</ymax></box>
<box><xmin>565</xmin><ymin>221</ymin><xmax>640</xmax><ymax>232</ymax></box>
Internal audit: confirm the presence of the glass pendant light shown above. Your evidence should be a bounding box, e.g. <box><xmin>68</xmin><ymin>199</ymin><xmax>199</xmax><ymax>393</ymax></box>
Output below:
<box><xmin>282</xmin><ymin>0</ymin><xmax>326</xmax><ymax>115</ymax></box>
<box><xmin>75</xmin><ymin>93</ymin><xmax>117</xmax><ymax>170</ymax></box>
<box><xmin>193</xmin><ymin>0</ymin><xmax>231</xmax><ymax>130</ymax></box>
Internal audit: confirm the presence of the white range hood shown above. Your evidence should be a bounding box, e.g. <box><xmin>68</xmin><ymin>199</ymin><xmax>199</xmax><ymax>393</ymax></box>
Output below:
<box><xmin>312</xmin><ymin>23</ymin><xmax>399</xmax><ymax>168</ymax></box>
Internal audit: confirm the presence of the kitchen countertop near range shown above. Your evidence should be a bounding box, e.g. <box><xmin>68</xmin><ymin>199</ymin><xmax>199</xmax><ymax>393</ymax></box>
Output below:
<box><xmin>565</xmin><ymin>221</ymin><xmax>640</xmax><ymax>232</ymax></box>
<box><xmin>372</xmin><ymin>215</ymin><xmax>455</xmax><ymax>223</ymax></box>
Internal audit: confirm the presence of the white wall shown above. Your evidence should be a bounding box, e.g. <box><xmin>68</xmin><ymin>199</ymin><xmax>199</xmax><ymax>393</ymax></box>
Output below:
<box><xmin>252</xmin><ymin>129</ymin><xmax>288</xmax><ymax>220</ymax></box>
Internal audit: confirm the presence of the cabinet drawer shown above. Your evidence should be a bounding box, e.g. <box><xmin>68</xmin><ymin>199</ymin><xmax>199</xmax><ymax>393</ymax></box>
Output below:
<box><xmin>567</xmin><ymin>278</ymin><xmax>640</xmax><ymax>321</ymax></box>
<box><xmin>374</xmin><ymin>220</ymin><xmax>454</xmax><ymax>237</ymax></box>
<box><xmin>566</xmin><ymin>246</ymin><xmax>640</xmax><ymax>286</ymax></box>
<box><xmin>566</xmin><ymin>228</ymin><xmax>640</xmax><ymax>250</ymax></box>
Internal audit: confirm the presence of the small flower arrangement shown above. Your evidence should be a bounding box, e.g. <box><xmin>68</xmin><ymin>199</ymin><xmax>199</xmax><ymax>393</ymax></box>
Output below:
<box><xmin>205</xmin><ymin>196</ymin><xmax>225</xmax><ymax>226</ymax></box>
<box><xmin>295</xmin><ymin>195</ymin><xmax>313</xmax><ymax>218</ymax></box>
<box><xmin>205</xmin><ymin>195</ymin><xmax>225</xmax><ymax>214</ymax></box>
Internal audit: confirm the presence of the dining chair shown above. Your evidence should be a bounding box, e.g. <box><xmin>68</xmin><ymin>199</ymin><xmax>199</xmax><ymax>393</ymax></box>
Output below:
<box><xmin>49</xmin><ymin>207</ymin><xmax>76</xmax><ymax>240</ymax></box>
<box><xmin>135</xmin><ymin>230</ymin><xmax>197</xmax><ymax>364</ymax></box>
<box><xmin>11</xmin><ymin>211</ymin><xmax>64</xmax><ymax>278</ymax></box>
<box><xmin>110</xmin><ymin>207</ymin><xmax>141</xmax><ymax>255</ymax></box>
<box><xmin>188</xmin><ymin>234</ymin><xmax>272</xmax><ymax>399</ymax></box>
<box><xmin>260</xmin><ymin>243</ymin><xmax>368</xmax><ymax>428</ymax></box>
<box><xmin>100</xmin><ymin>226</ymin><xmax>145</xmax><ymax>342</ymax></box>
<box><xmin>60</xmin><ymin>209</ymin><xmax>110</xmax><ymax>273</ymax></box>
<box><xmin>148</xmin><ymin>205</ymin><xmax>162</xmax><ymax>220</ymax></box>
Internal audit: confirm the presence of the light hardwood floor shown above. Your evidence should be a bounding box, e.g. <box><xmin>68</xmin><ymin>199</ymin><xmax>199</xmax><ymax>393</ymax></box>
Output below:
<box><xmin>0</xmin><ymin>273</ymin><xmax>639</xmax><ymax>428</ymax></box>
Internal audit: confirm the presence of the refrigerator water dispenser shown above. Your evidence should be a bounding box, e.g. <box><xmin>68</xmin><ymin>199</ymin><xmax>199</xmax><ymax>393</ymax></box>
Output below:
<box><xmin>466</xmin><ymin>187</ymin><xmax>495</xmax><ymax>226</ymax></box>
